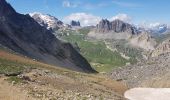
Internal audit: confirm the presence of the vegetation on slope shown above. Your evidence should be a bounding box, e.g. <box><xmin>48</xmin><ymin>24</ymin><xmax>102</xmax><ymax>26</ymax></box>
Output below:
<box><xmin>106</xmin><ymin>39</ymin><xmax>143</xmax><ymax>64</ymax></box>
<box><xmin>60</xmin><ymin>30</ymin><xmax>131</xmax><ymax>72</ymax></box>
<box><xmin>0</xmin><ymin>49</ymin><xmax>127</xmax><ymax>100</ymax></box>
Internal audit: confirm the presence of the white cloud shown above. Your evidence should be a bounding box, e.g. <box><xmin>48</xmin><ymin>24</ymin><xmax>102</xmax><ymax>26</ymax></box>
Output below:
<box><xmin>63</xmin><ymin>13</ymin><xmax>101</xmax><ymax>26</ymax></box>
<box><xmin>62</xmin><ymin>1</ymin><xmax>78</xmax><ymax>8</ymax></box>
<box><xmin>110</xmin><ymin>13</ymin><xmax>132</xmax><ymax>23</ymax></box>
<box><xmin>63</xmin><ymin>13</ymin><xmax>134</xmax><ymax>26</ymax></box>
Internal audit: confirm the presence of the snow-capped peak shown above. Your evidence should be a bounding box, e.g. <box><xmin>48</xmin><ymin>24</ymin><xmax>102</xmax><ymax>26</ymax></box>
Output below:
<box><xmin>137</xmin><ymin>22</ymin><xmax>168</xmax><ymax>35</ymax></box>
<box><xmin>29</xmin><ymin>12</ymin><xmax>63</xmax><ymax>30</ymax></box>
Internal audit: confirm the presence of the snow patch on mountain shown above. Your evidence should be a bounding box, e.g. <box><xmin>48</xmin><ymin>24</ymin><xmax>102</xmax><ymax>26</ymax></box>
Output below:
<box><xmin>29</xmin><ymin>12</ymin><xmax>64</xmax><ymax>30</ymax></box>
<box><xmin>137</xmin><ymin>22</ymin><xmax>168</xmax><ymax>35</ymax></box>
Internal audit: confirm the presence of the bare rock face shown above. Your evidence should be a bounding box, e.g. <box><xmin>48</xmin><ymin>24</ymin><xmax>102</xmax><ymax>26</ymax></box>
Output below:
<box><xmin>96</xmin><ymin>19</ymin><xmax>111</xmax><ymax>33</ymax></box>
<box><xmin>152</xmin><ymin>38</ymin><xmax>170</xmax><ymax>57</ymax></box>
<box><xmin>0</xmin><ymin>0</ymin><xmax>16</xmax><ymax>16</ymax></box>
<box><xmin>71</xmin><ymin>20</ymin><xmax>81</xmax><ymax>27</ymax></box>
<box><xmin>96</xmin><ymin>19</ymin><xmax>137</xmax><ymax>34</ymax></box>
<box><xmin>0</xmin><ymin>0</ymin><xmax>96</xmax><ymax>73</ymax></box>
<box><xmin>88</xmin><ymin>19</ymin><xmax>138</xmax><ymax>40</ymax></box>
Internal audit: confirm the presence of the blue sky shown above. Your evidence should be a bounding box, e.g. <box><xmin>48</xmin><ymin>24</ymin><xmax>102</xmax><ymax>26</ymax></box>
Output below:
<box><xmin>7</xmin><ymin>0</ymin><xmax>170</xmax><ymax>26</ymax></box>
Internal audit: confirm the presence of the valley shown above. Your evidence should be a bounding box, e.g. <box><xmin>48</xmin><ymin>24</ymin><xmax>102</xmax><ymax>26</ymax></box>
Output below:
<box><xmin>1</xmin><ymin>0</ymin><xmax>170</xmax><ymax>99</ymax></box>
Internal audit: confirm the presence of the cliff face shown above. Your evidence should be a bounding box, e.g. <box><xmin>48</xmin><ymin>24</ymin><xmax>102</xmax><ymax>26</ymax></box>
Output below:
<box><xmin>0</xmin><ymin>0</ymin><xmax>96</xmax><ymax>73</ymax></box>
<box><xmin>96</xmin><ymin>19</ymin><xmax>137</xmax><ymax>34</ymax></box>
<box><xmin>96</xmin><ymin>19</ymin><xmax>111</xmax><ymax>33</ymax></box>
<box><xmin>88</xmin><ymin>19</ymin><xmax>138</xmax><ymax>40</ymax></box>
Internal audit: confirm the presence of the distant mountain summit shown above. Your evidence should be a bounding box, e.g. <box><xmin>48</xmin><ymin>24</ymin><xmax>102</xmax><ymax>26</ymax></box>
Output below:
<box><xmin>29</xmin><ymin>12</ymin><xmax>64</xmax><ymax>30</ymax></box>
<box><xmin>138</xmin><ymin>23</ymin><xmax>169</xmax><ymax>35</ymax></box>
<box><xmin>88</xmin><ymin>19</ymin><xmax>138</xmax><ymax>40</ymax></box>
<box><xmin>0</xmin><ymin>0</ymin><xmax>96</xmax><ymax>73</ymax></box>
<box><xmin>71</xmin><ymin>20</ymin><xmax>81</xmax><ymax>27</ymax></box>
<box><xmin>96</xmin><ymin>19</ymin><xmax>137</xmax><ymax>35</ymax></box>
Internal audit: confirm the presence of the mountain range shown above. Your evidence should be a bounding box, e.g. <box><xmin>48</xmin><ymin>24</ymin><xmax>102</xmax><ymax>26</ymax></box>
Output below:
<box><xmin>29</xmin><ymin>12</ymin><xmax>170</xmax><ymax>36</ymax></box>
<box><xmin>29</xmin><ymin>12</ymin><xmax>170</xmax><ymax>56</ymax></box>
<box><xmin>137</xmin><ymin>23</ymin><xmax>169</xmax><ymax>36</ymax></box>
<box><xmin>1</xmin><ymin>0</ymin><xmax>170</xmax><ymax>99</ymax></box>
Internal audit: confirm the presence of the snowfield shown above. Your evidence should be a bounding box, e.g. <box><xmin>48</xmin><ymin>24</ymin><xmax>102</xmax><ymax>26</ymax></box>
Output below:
<box><xmin>125</xmin><ymin>88</ymin><xmax>170</xmax><ymax>100</ymax></box>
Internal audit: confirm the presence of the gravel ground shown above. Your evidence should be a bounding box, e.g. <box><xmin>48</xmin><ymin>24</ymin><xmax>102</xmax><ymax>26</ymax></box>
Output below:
<box><xmin>110</xmin><ymin>53</ymin><xmax>170</xmax><ymax>88</ymax></box>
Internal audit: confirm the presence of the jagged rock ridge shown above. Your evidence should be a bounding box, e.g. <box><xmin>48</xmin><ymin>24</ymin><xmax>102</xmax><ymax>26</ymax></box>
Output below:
<box><xmin>96</xmin><ymin>19</ymin><xmax>137</xmax><ymax>34</ymax></box>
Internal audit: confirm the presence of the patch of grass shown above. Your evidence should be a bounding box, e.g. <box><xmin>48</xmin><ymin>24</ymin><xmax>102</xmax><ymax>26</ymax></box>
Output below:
<box><xmin>6</xmin><ymin>76</ymin><xmax>23</xmax><ymax>84</ymax></box>
<box><xmin>78</xmin><ymin>28</ymin><xmax>91</xmax><ymax>35</ymax></box>
<box><xmin>92</xmin><ymin>64</ymin><xmax>118</xmax><ymax>73</ymax></box>
<box><xmin>0</xmin><ymin>58</ymin><xmax>25</xmax><ymax>75</ymax></box>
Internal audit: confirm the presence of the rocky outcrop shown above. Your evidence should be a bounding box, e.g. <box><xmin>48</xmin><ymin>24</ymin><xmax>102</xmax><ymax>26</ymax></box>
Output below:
<box><xmin>71</xmin><ymin>20</ymin><xmax>81</xmax><ymax>27</ymax></box>
<box><xmin>130</xmin><ymin>33</ymin><xmax>157</xmax><ymax>51</ymax></box>
<box><xmin>88</xmin><ymin>19</ymin><xmax>138</xmax><ymax>40</ymax></box>
<box><xmin>96</xmin><ymin>19</ymin><xmax>137</xmax><ymax>34</ymax></box>
<box><xmin>0</xmin><ymin>0</ymin><xmax>96</xmax><ymax>73</ymax></box>
<box><xmin>152</xmin><ymin>38</ymin><xmax>170</xmax><ymax>57</ymax></box>
<box><xmin>96</xmin><ymin>19</ymin><xmax>111</xmax><ymax>33</ymax></box>
<box><xmin>29</xmin><ymin>12</ymin><xmax>64</xmax><ymax>30</ymax></box>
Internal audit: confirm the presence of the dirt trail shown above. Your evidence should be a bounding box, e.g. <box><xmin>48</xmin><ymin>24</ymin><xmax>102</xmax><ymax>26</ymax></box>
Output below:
<box><xmin>0</xmin><ymin>77</ymin><xmax>34</xmax><ymax>100</ymax></box>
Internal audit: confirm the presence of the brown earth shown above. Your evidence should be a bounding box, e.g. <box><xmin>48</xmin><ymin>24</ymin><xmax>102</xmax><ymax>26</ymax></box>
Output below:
<box><xmin>0</xmin><ymin>50</ymin><xmax>128</xmax><ymax>100</ymax></box>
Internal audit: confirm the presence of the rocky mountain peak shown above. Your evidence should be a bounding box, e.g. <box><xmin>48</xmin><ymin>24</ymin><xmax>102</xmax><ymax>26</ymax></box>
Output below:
<box><xmin>0</xmin><ymin>0</ymin><xmax>16</xmax><ymax>16</ymax></box>
<box><xmin>96</xmin><ymin>19</ymin><xmax>137</xmax><ymax>34</ymax></box>
<box><xmin>96</xmin><ymin>19</ymin><xmax>111</xmax><ymax>33</ymax></box>
<box><xmin>71</xmin><ymin>20</ymin><xmax>81</xmax><ymax>27</ymax></box>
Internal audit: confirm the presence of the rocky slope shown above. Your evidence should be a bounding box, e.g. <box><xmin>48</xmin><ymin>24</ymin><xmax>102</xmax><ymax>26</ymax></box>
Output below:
<box><xmin>130</xmin><ymin>32</ymin><xmax>157</xmax><ymax>51</ymax></box>
<box><xmin>0</xmin><ymin>49</ymin><xmax>127</xmax><ymax>100</ymax></box>
<box><xmin>152</xmin><ymin>38</ymin><xmax>170</xmax><ymax>57</ymax></box>
<box><xmin>0</xmin><ymin>0</ymin><xmax>96</xmax><ymax>73</ymax></box>
<box><xmin>29</xmin><ymin>12</ymin><xmax>64</xmax><ymax>30</ymax></box>
<box><xmin>111</xmin><ymin>53</ymin><xmax>170</xmax><ymax>88</ymax></box>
